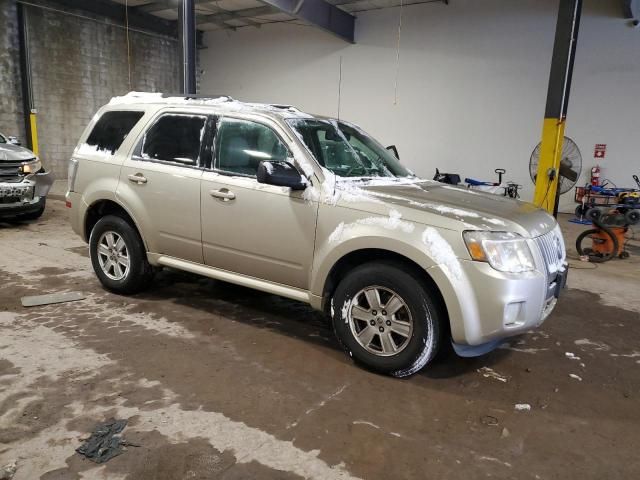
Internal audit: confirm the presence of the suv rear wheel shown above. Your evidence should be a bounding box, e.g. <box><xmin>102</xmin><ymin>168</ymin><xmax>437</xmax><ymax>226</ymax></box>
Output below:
<box><xmin>89</xmin><ymin>215</ymin><xmax>153</xmax><ymax>294</ymax></box>
<box><xmin>332</xmin><ymin>262</ymin><xmax>442</xmax><ymax>377</ymax></box>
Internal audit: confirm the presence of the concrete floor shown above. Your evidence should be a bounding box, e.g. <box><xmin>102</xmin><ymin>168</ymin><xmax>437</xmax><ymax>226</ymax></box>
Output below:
<box><xmin>1</xmin><ymin>199</ymin><xmax>639</xmax><ymax>480</ymax></box>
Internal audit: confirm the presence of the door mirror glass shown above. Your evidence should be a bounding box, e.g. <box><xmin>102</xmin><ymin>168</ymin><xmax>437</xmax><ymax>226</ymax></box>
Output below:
<box><xmin>386</xmin><ymin>145</ymin><xmax>399</xmax><ymax>159</ymax></box>
<box><xmin>257</xmin><ymin>161</ymin><xmax>307</xmax><ymax>190</ymax></box>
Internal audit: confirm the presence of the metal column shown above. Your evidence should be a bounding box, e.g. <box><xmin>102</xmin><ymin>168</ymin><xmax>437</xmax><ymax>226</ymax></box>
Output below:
<box><xmin>178</xmin><ymin>0</ymin><xmax>197</xmax><ymax>94</ymax></box>
<box><xmin>533</xmin><ymin>0</ymin><xmax>582</xmax><ymax>215</ymax></box>
<box><xmin>17</xmin><ymin>3</ymin><xmax>39</xmax><ymax>156</ymax></box>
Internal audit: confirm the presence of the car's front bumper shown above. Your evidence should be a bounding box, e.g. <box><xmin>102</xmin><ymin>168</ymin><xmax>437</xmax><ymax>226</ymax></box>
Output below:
<box><xmin>430</xmin><ymin>257</ymin><xmax>568</xmax><ymax>351</ymax></box>
<box><xmin>0</xmin><ymin>171</ymin><xmax>54</xmax><ymax>217</ymax></box>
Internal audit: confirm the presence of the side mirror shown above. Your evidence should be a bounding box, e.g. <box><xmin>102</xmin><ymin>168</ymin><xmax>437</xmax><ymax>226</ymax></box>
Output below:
<box><xmin>386</xmin><ymin>145</ymin><xmax>399</xmax><ymax>159</ymax></box>
<box><xmin>257</xmin><ymin>161</ymin><xmax>307</xmax><ymax>190</ymax></box>
<box><xmin>8</xmin><ymin>136</ymin><xmax>21</xmax><ymax>146</ymax></box>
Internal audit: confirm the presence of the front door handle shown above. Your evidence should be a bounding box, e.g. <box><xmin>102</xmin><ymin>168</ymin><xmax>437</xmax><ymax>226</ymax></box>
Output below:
<box><xmin>210</xmin><ymin>189</ymin><xmax>236</xmax><ymax>201</ymax></box>
<box><xmin>128</xmin><ymin>173</ymin><xmax>147</xmax><ymax>184</ymax></box>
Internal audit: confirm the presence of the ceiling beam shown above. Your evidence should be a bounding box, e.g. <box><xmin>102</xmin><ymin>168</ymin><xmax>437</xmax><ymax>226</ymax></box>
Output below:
<box><xmin>259</xmin><ymin>0</ymin><xmax>355</xmax><ymax>43</ymax></box>
<box><xmin>21</xmin><ymin>0</ymin><xmax>180</xmax><ymax>38</ymax></box>
<box><xmin>138</xmin><ymin>1</ymin><xmax>270</xmax><ymax>29</ymax></box>
<box><xmin>198</xmin><ymin>5</ymin><xmax>276</xmax><ymax>21</ymax></box>
<box><xmin>138</xmin><ymin>0</ymin><xmax>187</xmax><ymax>14</ymax></box>
<box><xmin>195</xmin><ymin>3</ymin><xmax>264</xmax><ymax>28</ymax></box>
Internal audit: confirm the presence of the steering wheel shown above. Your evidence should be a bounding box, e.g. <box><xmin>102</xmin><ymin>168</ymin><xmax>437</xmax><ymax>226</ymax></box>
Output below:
<box><xmin>344</xmin><ymin>164</ymin><xmax>367</xmax><ymax>177</ymax></box>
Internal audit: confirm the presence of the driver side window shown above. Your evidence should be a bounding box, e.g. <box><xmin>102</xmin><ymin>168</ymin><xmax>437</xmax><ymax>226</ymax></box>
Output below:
<box><xmin>215</xmin><ymin>118</ymin><xmax>291</xmax><ymax>177</ymax></box>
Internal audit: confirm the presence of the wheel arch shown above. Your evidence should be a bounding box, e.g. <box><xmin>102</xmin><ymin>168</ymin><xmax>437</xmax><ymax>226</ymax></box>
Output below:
<box><xmin>320</xmin><ymin>248</ymin><xmax>449</xmax><ymax>331</ymax></box>
<box><xmin>84</xmin><ymin>199</ymin><xmax>148</xmax><ymax>250</ymax></box>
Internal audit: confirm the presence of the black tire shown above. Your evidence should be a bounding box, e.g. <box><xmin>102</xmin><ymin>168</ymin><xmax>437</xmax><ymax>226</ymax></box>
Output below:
<box><xmin>624</xmin><ymin>209</ymin><xmax>640</xmax><ymax>226</ymax></box>
<box><xmin>575</xmin><ymin>205</ymin><xmax>587</xmax><ymax>217</ymax></box>
<box><xmin>586</xmin><ymin>207</ymin><xmax>603</xmax><ymax>221</ymax></box>
<box><xmin>89</xmin><ymin>215</ymin><xmax>153</xmax><ymax>294</ymax></box>
<box><xmin>576</xmin><ymin>227</ymin><xmax>618</xmax><ymax>263</ymax></box>
<box><xmin>18</xmin><ymin>198</ymin><xmax>46</xmax><ymax>220</ymax></box>
<box><xmin>331</xmin><ymin>262</ymin><xmax>442</xmax><ymax>378</ymax></box>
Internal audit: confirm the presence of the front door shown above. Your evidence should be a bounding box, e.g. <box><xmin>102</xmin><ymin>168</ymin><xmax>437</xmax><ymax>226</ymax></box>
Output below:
<box><xmin>118</xmin><ymin>112</ymin><xmax>207</xmax><ymax>263</ymax></box>
<box><xmin>200</xmin><ymin>116</ymin><xmax>318</xmax><ymax>289</ymax></box>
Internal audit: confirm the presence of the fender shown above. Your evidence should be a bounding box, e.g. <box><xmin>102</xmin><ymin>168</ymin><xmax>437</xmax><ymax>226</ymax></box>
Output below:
<box><xmin>310</xmin><ymin>233</ymin><xmax>438</xmax><ymax>299</ymax></box>
<box><xmin>82</xmin><ymin>192</ymin><xmax>150</xmax><ymax>253</ymax></box>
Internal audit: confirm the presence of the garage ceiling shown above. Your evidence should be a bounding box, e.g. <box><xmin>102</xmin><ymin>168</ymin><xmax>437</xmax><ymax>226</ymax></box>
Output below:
<box><xmin>108</xmin><ymin>0</ymin><xmax>445</xmax><ymax>32</ymax></box>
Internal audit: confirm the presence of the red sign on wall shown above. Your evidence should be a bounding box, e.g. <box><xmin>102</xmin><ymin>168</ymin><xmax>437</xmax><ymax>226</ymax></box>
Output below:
<box><xmin>594</xmin><ymin>144</ymin><xmax>607</xmax><ymax>159</ymax></box>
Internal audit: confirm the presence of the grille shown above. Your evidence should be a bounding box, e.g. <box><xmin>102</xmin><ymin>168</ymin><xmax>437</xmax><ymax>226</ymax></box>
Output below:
<box><xmin>0</xmin><ymin>162</ymin><xmax>25</xmax><ymax>183</ymax></box>
<box><xmin>0</xmin><ymin>184</ymin><xmax>32</xmax><ymax>199</ymax></box>
<box><xmin>534</xmin><ymin>225</ymin><xmax>566</xmax><ymax>275</ymax></box>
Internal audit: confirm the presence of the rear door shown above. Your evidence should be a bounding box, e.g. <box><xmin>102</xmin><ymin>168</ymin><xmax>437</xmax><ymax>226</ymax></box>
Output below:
<box><xmin>118</xmin><ymin>112</ymin><xmax>209</xmax><ymax>263</ymax></box>
<box><xmin>200</xmin><ymin>116</ymin><xmax>318</xmax><ymax>289</ymax></box>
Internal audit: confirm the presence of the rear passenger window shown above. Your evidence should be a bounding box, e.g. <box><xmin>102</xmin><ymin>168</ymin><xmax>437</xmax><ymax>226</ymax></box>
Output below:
<box><xmin>215</xmin><ymin>118</ymin><xmax>290</xmax><ymax>177</ymax></box>
<box><xmin>140</xmin><ymin>114</ymin><xmax>206</xmax><ymax>166</ymax></box>
<box><xmin>85</xmin><ymin>111</ymin><xmax>144</xmax><ymax>155</ymax></box>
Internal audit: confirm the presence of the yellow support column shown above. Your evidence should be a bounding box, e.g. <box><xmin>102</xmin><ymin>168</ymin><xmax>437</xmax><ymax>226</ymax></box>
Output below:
<box><xmin>534</xmin><ymin>119</ymin><xmax>566</xmax><ymax>212</ymax></box>
<box><xmin>533</xmin><ymin>0</ymin><xmax>582</xmax><ymax>215</ymax></box>
<box><xmin>29</xmin><ymin>111</ymin><xmax>39</xmax><ymax>157</ymax></box>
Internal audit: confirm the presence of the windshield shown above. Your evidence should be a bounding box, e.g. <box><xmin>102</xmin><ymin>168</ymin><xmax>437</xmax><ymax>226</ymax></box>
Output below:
<box><xmin>0</xmin><ymin>134</ymin><xmax>6</xmax><ymax>144</ymax></box>
<box><xmin>286</xmin><ymin>119</ymin><xmax>413</xmax><ymax>179</ymax></box>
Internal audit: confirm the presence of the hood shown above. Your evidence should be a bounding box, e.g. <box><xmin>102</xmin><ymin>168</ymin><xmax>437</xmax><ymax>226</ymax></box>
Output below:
<box><xmin>336</xmin><ymin>179</ymin><xmax>556</xmax><ymax>238</ymax></box>
<box><xmin>0</xmin><ymin>143</ymin><xmax>37</xmax><ymax>162</ymax></box>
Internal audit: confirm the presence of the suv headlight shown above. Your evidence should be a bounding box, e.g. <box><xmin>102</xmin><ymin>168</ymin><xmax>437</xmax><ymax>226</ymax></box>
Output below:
<box><xmin>20</xmin><ymin>159</ymin><xmax>42</xmax><ymax>174</ymax></box>
<box><xmin>463</xmin><ymin>231</ymin><xmax>535</xmax><ymax>273</ymax></box>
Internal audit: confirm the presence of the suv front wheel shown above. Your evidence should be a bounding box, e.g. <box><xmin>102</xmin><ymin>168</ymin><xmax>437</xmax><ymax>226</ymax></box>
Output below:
<box><xmin>332</xmin><ymin>262</ymin><xmax>442</xmax><ymax>377</ymax></box>
<box><xmin>89</xmin><ymin>215</ymin><xmax>153</xmax><ymax>294</ymax></box>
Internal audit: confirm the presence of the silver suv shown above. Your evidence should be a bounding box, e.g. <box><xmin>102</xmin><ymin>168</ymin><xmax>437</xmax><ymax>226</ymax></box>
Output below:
<box><xmin>67</xmin><ymin>93</ymin><xmax>567</xmax><ymax>377</ymax></box>
<box><xmin>1</xmin><ymin>133</ymin><xmax>53</xmax><ymax>219</ymax></box>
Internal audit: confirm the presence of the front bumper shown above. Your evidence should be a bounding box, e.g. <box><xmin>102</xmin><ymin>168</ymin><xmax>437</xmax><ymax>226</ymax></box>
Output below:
<box><xmin>431</xmin><ymin>258</ymin><xmax>568</xmax><ymax>350</ymax></box>
<box><xmin>0</xmin><ymin>170</ymin><xmax>54</xmax><ymax>217</ymax></box>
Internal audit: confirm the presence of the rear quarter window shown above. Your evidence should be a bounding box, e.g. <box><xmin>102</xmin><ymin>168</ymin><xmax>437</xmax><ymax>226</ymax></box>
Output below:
<box><xmin>84</xmin><ymin>110</ymin><xmax>144</xmax><ymax>155</ymax></box>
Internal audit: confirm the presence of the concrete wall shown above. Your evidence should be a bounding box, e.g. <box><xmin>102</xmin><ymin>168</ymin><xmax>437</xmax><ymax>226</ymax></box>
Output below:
<box><xmin>200</xmin><ymin>0</ymin><xmax>640</xmax><ymax>212</ymax></box>
<box><xmin>0</xmin><ymin>0</ymin><xmax>24</xmax><ymax>141</ymax></box>
<box><xmin>0</xmin><ymin>1</ymin><xmax>181</xmax><ymax>180</ymax></box>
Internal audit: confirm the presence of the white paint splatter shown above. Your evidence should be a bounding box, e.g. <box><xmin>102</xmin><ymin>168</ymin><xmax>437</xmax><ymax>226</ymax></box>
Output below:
<box><xmin>328</xmin><ymin>210</ymin><xmax>414</xmax><ymax>244</ymax></box>
<box><xmin>421</xmin><ymin>227</ymin><xmax>462</xmax><ymax>281</ymax></box>
<box><xmin>514</xmin><ymin>403</ymin><xmax>531</xmax><ymax>412</ymax></box>
<box><xmin>353</xmin><ymin>420</ymin><xmax>380</xmax><ymax>429</ymax></box>
<box><xmin>569</xmin><ymin>374</ymin><xmax>583</xmax><ymax>382</ymax></box>
<box><xmin>574</xmin><ymin>339</ymin><xmax>610</xmax><ymax>351</ymax></box>
<box><xmin>302</xmin><ymin>185</ymin><xmax>321</xmax><ymax>202</ymax></box>
<box><xmin>610</xmin><ymin>351</ymin><xmax>640</xmax><ymax>359</ymax></box>
<box><xmin>329</xmin><ymin>222</ymin><xmax>347</xmax><ymax>243</ymax></box>
<box><xmin>499</xmin><ymin>343</ymin><xmax>549</xmax><ymax>354</ymax></box>
<box><xmin>477</xmin><ymin>366</ymin><xmax>508</xmax><ymax>383</ymax></box>
<box><xmin>356</xmin><ymin>209</ymin><xmax>415</xmax><ymax>234</ymax></box>
<box><xmin>477</xmin><ymin>456</ymin><xmax>512</xmax><ymax>468</ymax></box>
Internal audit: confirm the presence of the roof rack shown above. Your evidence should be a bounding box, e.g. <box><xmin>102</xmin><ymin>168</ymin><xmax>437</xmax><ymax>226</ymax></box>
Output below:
<box><xmin>269</xmin><ymin>104</ymin><xmax>294</xmax><ymax>109</ymax></box>
<box><xmin>161</xmin><ymin>93</ymin><xmax>234</xmax><ymax>101</ymax></box>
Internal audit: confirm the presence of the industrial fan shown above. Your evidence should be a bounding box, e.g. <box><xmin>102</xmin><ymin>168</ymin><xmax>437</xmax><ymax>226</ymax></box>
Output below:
<box><xmin>529</xmin><ymin>136</ymin><xmax>582</xmax><ymax>195</ymax></box>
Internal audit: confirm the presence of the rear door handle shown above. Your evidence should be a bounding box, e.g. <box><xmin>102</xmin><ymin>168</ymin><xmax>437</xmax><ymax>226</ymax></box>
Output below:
<box><xmin>210</xmin><ymin>189</ymin><xmax>236</xmax><ymax>201</ymax></box>
<box><xmin>128</xmin><ymin>173</ymin><xmax>147</xmax><ymax>184</ymax></box>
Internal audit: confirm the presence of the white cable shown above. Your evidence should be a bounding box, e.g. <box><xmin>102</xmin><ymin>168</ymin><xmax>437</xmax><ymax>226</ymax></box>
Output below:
<box><xmin>393</xmin><ymin>0</ymin><xmax>404</xmax><ymax>105</ymax></box>
<box><xmin>125</xmin><ymin>0</ymin><xmax>132</xmax><ymax>91</ymax></box>
<box><xmin>337</xmin><ymin>55</ymin><xmax>343</xmax><ymax>120</ymax></box>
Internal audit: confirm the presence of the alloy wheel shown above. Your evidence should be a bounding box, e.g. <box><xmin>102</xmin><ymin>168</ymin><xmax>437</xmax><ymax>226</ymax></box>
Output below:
<box><xmin>347</xmin><ymin>286</ymin><xmax>413</xmax><ymax>356</ymax></box>
<box><xmin>97</xmin><ymin>231</ymin><xmax>130</xmax><ymax>281</ymax></box>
